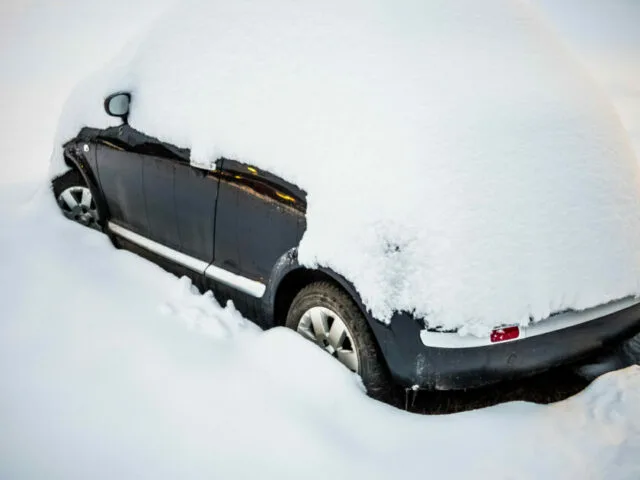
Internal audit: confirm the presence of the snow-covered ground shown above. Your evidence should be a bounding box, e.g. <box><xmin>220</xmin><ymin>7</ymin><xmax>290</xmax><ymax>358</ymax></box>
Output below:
<box><xmin>1</xmin><ymin>186</ymin><xmax>640</xmax><ymax>478</ymax></box>
<box><xmin>1</xmin><ymin>1</ymin><xmax>640</xmax><ymax>478</ymax></box>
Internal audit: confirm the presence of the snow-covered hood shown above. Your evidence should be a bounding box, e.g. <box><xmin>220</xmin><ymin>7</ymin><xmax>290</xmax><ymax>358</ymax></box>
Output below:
<box><xmin>52</xmin><ymin>0</ymin><xmax>640</xmax><ymax>336</ymax></box>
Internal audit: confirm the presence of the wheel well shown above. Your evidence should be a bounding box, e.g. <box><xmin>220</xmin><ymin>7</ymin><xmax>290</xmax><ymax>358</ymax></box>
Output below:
<box><xmin>272</xmin><ymin>268</ymin><xmax>394</xmax><ymax>382</ymax></box>
<box><xmin>57</xmin><ymin>155</ymin><xmax>85</xmax><ymax>186</ymax></box>
<box><xmin>273</xmin><ymin>269</ymin><xmax>352</xmax><ymax>326</ymax></box>
<box><xmin>49</xmin><ymin>155</ymin><xmax>79</xmax><ymax>183</ymax></box>
<box><xmin>58</xmin><ymin>153</ymin><xmax>110</xmax><ymax>228</ymax></box>
<box><xmin>64</xmin><ymin>154</ymin><xmax>75</xmax><ymax>168</ymax></box>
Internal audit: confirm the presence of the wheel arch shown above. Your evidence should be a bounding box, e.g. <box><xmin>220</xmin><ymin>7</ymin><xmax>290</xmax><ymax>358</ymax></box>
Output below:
<box><xmin>264</xmin><ymin>251</ymin><xmax>398</xmax><ymax>385</ymax></box>
<box><xmin>59</xmin><ymin>141</ymin><xmax>110</xmax><ymax>228</ymax></box>
<box><xmin>264</xmin><ymin>249</ymin><xmax>375</xmax><ymax>329</ymax></box>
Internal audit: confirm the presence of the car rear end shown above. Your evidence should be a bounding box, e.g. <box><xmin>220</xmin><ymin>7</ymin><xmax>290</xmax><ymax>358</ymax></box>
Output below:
<box><xmin>368</xmin><ymin>297</ymin><xmax>640</xmax><ymax>390</ymax></box>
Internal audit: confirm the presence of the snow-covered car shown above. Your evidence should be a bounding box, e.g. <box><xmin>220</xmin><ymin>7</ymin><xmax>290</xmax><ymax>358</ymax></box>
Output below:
<box><xmin>51</xmin><ymin>1</ymin><xmax>640</xmax><ymax>397</ymax></box>
<box><xmin>52</xmin><ymin>89</ymin><xmax>640</xmax><ymax>397</ymax></box>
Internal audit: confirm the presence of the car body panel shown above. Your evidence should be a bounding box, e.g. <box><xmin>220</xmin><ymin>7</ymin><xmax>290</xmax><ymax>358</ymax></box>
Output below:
<box><xmin>378</xmin><ymin>301</ymin><xmax>640</xmax><ymax>390</ymax></box>
<box><xmin>214</xmin><ymin>159</ymin><xmax>305</xmax><ymax>282</ymax></box>
<box><xmin>173</xmin><ymin>165</ymin><xmax>219</xmax><ymax>262</ymax></box>
<box><xmin>142</xmin><ymin>154</ymin><xmax>181</xmax><ymax>250</ymax></box>
<box><xmin>95</xmin><ymin>144</ymin><xmax>148</xmax><ymax>236</ymax></box>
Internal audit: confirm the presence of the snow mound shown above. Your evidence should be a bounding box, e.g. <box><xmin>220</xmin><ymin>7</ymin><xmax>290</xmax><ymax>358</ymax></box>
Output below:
<box><xmin>2</xmin><ymin>185</ymin><xmax>640</xmax><ymax>478</ymax></box>
<box><xmin>160</xmin><ymin>276</ymin><xmax>260</xmax><ymax>340</ymax></box>
<box><xmin>52</xmin><ymin>0</ymin><xmax>640</xmax><ymax>335</ymax></box>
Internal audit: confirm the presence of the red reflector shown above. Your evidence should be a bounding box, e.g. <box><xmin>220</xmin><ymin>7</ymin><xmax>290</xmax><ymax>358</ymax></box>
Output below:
<box><xmin>490</xmin><ymin>326</ymin><xmax>520</xmax><ymax>343</ymax></box>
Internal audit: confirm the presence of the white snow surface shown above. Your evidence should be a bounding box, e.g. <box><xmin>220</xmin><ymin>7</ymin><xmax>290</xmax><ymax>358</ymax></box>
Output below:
<box><xmin>1</xmin><ymin>186</ymin><xmax>640</xmax><ymax>479</ymax></box>
<box><xmin>50</xmin><ymin>0</ymin><xmax>640</xmax><ymax>335</ymax></box>
<box><xmin>534</xmin><ymin>0</ymin><xmax>640</xmax><ymax>169</ymax></box>
<box><xmin>0</xmin><ymin>0</ymin><xmax>174</xmax><ymax>183</ymax></box>
<box><xmin>2</xmin><ymin>3</ymin><xmax>640</xmax><ymax>477</ymax></box>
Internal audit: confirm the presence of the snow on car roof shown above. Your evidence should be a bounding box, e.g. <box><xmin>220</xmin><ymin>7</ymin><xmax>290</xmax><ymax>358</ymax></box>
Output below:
<box><xmin>52</xmin><ymin>0</ymin><xmax>640</xmax><ymax>336</ymax></box>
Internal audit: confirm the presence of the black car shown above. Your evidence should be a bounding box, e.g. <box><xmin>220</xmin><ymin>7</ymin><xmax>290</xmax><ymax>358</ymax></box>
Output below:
<box><xmin>52</xmin><ymin>92</ymin><xmax>640</xmax><ymax>398</ymax></box>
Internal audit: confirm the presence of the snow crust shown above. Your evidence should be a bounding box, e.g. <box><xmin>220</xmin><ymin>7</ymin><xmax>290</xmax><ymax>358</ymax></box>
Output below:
<box><xmin>51</xmin><ymin>0</ymin><xmax>640</xmax><ymax>335</ymax></box>
<box><xmin>2</xmin><ymin>186</ymin><xmax>640</xmax><ymax>479</ymax></box>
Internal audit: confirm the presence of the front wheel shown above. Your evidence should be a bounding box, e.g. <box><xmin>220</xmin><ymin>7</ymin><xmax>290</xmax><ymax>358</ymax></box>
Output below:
<box><xmin>52</xmin><ymin>169</ymin><xmax>101</xmax><ymax>230</ymax></box>
<box><xmin>286</xmin><ymin>281</ymin><xmax>391</xmax><ymax>398</ymax></box>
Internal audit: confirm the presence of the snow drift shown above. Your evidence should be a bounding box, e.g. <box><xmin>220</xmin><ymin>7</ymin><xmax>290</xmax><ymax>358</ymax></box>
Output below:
<box><xmin>51</xmin><ymin>0</ymin><xmax>640</xmax><ymax>335</ymax></box>
<box><xmin>2</xmin><ymin>186</ymin><xmax>640</xmax><ymax>479</ymax></box>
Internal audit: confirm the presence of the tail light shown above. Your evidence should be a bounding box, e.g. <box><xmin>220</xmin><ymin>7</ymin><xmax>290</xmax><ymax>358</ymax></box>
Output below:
<box><xmin>490</xmin><ymin>326</ymin><xmax>520</xmax><ymax>343</ymax></box>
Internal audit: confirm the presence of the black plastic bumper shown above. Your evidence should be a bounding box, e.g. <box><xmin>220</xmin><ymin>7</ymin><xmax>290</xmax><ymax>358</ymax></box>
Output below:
<box><xmin>368</xmin><ymin>301</ymin><xmax>640</xmax><ymax>390</ymax></box>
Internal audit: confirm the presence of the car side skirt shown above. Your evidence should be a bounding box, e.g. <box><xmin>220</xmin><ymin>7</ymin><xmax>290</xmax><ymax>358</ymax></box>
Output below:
<box><xmin>108</xmin><ymin>222</ymin><xmax>266</xmax><ymax>298</ymax></box>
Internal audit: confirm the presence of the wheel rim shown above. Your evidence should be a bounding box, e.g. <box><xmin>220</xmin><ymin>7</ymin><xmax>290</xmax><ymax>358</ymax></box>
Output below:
<box><xmin>57</xmin><ymin>186</ymin><xmax>99</xmax><ymax>228</ymax></box>
<box><xmin>297</xmin><ymin>306</ymin><xmax>360</xmax><ymax>373</ymax></box>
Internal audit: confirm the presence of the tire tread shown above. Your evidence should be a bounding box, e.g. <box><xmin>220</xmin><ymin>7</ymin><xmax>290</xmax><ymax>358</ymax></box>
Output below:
<box><xmin>286</xmin><ymin>281</ymin><xmax>390</xmax><ymax>398</ymax></box>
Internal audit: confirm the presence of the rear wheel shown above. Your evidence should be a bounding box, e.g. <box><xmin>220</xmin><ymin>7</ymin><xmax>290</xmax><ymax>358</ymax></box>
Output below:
<box><xmin>286</xmin><ymin>281</ymin><xmax>391</xmax><ymax>398</ymax></box>
<box><xmin>52</xmin><ymin>169</ymin><xmax>100</xmax><ymax>230</ymax></box>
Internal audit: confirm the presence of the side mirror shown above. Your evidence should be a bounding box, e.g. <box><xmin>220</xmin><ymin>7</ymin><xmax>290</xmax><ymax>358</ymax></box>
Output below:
<box><xmin>104</xmin><ymin>92</ymin><xmax>131</xmax><ymax>122</ymax></box>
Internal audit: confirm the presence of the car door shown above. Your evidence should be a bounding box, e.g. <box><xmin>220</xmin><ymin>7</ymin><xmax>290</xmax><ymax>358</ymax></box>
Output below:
<box><xmin>172</xmin><ymin>160</ymin><xmax>219</xmax><ymax>264</ymax></box>
<box><xmin>94</xmin><ymin>126</ymin><xmax>149</xmax><ymax>236</ymax></box>
<box><xmin>140</xmin><ymin>153</ymin><xmax>182</xmax><ymax>250</ymax></box>
<box><xmin>137</xmin><ymin>152</ymin><xmax>219</xmax><ymax>285</ymax></box>
<box><xmin>96</xmin><ymin>125</ymin><xmax>214</xmax><ymax>272</ymax></box>
<box><xmin>210</xmin><ymin>159</ymin><xmax>306</xmax><ymax>317</ymax></box>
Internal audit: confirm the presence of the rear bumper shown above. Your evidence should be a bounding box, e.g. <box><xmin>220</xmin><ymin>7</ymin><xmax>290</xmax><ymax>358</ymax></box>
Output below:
<box><xmin>368</xmin><ymin>299</ymin><xmax>640</xmax><ymax>390</ymax></box>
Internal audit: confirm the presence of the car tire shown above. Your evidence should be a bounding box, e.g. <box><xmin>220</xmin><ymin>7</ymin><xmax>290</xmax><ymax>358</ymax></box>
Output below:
<box><xmin>286</xmin><ymin>281</ymin><xmax>391</xmax><ymax>398</ymax></box>
<box><xmin>52</xmin><ymin>169</ymin><xmax>101</xmax><ymax>230</ymax></box>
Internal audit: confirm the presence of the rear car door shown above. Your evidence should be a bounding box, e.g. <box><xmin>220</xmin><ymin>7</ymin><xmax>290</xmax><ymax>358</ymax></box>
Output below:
<box><xmin>211</xmin><ymin>159</ymin><xmax>306</xmax><ymax>317</ymax></box>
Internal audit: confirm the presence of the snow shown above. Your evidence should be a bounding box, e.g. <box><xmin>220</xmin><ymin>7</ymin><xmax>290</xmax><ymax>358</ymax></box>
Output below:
<box><xmin>49</xmin><ymin>0</ymin><xmax>640</xmax><ymax>335</ymax></box>
<box><xmin>2</xmin><ymin>2</ymin><xmax>640</xmax><ymax>477</ymax></box>
<box><xmin>0</xmin><ymin>0</ymin><xmax>173</xmax><ymax>184</ymax></box>
<box><xmin>1</xmin><ymin>186</ymin><xmax>640</xmax><ymax>479</ymax></box>
<box><xmin>533</xmin><ymin>0</ymin><xmax>640</xmax><ymax>164</ymax></box>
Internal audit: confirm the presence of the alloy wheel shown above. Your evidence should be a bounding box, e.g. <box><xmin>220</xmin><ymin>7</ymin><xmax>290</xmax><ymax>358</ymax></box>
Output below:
<box><xmin>57</xmin><ymin>186</ymin><xmax>99</xmax><ymax>229</ymax></box>
<box><xmin>297</xmin><ymin>306</ymin><xmax>360</xmax><ymax>372</ymax></box>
